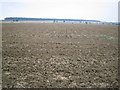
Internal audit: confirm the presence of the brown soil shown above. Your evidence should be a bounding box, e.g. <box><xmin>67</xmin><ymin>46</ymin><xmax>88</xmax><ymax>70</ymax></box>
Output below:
<box><xmin>2</xmin><ymin>23</ymin><xmax>118</xmax><ymax>88</ymax></box>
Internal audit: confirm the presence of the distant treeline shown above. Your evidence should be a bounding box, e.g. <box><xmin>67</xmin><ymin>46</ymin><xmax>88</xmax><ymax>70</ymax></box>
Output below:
<box><xmin>4</xmin><ymin>17</ymin><xmax>101</xmax><ymax>22</ymax></box>
<box><xmin>4</xmin><ymin>17</ymin><xmax>119</xmax><ymax>25</ymax></box>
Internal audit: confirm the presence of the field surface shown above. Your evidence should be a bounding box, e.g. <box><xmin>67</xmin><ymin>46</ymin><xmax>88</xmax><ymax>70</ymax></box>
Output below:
<box><xmin>2</xmin><ymin>23</ymin><xmax>118</xmax><ymax>88</ymax></box>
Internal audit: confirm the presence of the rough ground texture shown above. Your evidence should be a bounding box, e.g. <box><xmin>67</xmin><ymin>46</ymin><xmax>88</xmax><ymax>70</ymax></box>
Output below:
<box><xmin>2</xmin><ymin>23</ymin><xmax>118</xmax><ymax>88</ymax></box>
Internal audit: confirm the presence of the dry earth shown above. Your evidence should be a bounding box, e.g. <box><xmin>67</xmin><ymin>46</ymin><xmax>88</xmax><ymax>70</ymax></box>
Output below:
<box><xmin>2</xmin><ymin>23</ymin><xmax>118</xmax><ymax>88</ymax></box>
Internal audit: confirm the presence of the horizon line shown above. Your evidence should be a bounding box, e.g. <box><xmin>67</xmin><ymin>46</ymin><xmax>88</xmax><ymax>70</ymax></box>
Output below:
<box><xmin>3</xmin><ymin>17</ymin><xmax>102</xmax><ymax>22</ymax></box>
<box><xmin>2</xmin><ymin>17</ymin><xmax>119</xmax><ymax>23</ymax></box>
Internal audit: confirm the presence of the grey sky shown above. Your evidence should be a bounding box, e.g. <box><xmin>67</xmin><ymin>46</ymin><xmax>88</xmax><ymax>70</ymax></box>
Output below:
<box><xmin>0</xmin><ymin>0</ymin><xmax>119</xmax><ymax>22</ymax></box>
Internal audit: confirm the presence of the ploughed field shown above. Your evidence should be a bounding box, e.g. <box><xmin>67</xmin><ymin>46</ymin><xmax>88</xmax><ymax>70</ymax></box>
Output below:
<box><xmin>2</xmin><ymin>23</ymin><xmax>118</xmax><ymax>88</ymax></box>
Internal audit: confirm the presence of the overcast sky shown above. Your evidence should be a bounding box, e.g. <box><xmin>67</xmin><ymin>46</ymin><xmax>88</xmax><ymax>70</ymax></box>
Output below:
<box><xmin>0</xmin><ymin>0</ymin><xmax>119</xmax><ymax>22</ymax></box>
